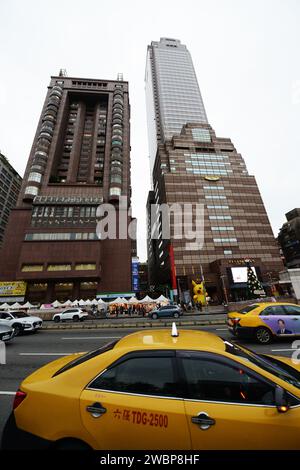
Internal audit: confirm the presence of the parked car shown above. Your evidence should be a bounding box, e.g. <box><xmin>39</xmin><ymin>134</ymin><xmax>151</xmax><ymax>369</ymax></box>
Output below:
<box><xmin>148</xmin><ymin>305</ymin><xmax>183</xmax><ymax>319</ymax></box>
<box><xmin>0</xmin><ymin>311</ymin><xmax>42</xmax><ymax>336</ymax></box>
<box><xmin>52</xmin><ymin>308</ymin><xmax>89</xmax><ymax>323</ymax></box>
<box><xmin>0</xmin><ymin>323</ymin><xmax>15</xmax><ymax>342</ymax></box>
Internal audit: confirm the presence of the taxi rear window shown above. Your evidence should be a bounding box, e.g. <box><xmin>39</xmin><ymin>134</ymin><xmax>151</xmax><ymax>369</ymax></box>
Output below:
<box><xmin>238</xmin><ymin>304</ymin><xmax>259</xmax><ymax>314</ymax></box>
<box><xmin>52</xmin><ymin>340</ymin><xmax>119</xmax><ymax>377</ymax></box>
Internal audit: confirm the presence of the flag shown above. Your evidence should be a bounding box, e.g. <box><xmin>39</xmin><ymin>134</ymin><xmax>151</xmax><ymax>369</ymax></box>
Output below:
<box><xmin>247</xmin><ymin>265</ymin><xmax>266</xmax><ymax>299</ymax></box>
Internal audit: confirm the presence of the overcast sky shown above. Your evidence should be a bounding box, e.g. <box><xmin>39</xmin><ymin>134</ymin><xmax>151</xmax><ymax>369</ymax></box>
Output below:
<box><xmin>0</xmin><ymin>0</ymin><xmax>299</xmax><ymax>261</ymax></box>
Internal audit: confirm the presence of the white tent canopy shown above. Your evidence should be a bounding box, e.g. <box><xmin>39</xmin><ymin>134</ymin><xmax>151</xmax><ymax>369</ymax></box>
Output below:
<box><xmin>139</xmin><ymin>295</ymin><xmax>155</xmax><ymax>303</ymax></box>
<box><xmin>90</xmin><ymin>299</ymin><xmax>98</xmax><ymax>306</ymax></box>
<box><xmin>97</xmin><ymin>298</ymin><xmax>106</xmax><ymax>304</ymax></box>
<box><xmin>10</xmin><ymin>302</ymin><xmax>22</xmax><ymax>309</ymax></box>
<box><xmin>85</xmin><ymin>299</ymin><xmax>92</xmax><ymax>306</ymax></box>
<box><xmin>78</xmin><ymin>299</ymin><xmax>86</xmax><ymax>306</ymax></box>
<box><xmin>155</xmin><ymin>295</ymin><xmax>169</xmax><ymax>304</ymax></box>
<box><xmin>71</xmin><ymin>300</ymin><xmax>79</xmax><ymax>306</ymax></box>
<box><xmin>52</xmin><ymin>300</ymin><xmax>62</xmax><ymax>308</ymax></box>
<box><xmin>128</xmin><ymin>296</ymin><xmax>138</xmax><ymax>303</ymax></box>
<box><xmin>0</xmin><ymin>303</ymin><xmax>10</xmax><ymax>310</ymax></box>
<box><xmin>109</xmin><ymin>297</ymin><xmax>125</xmax><ymax>305</ymax></box>
<box><xmin>22</xmin><ymin>301</ymin><xmax>35</xmax><ymax>309</ymax></box>
<box><xmin>61</xmin><ymin>300</ymin><xmax>72</xmax><ymax>307</ymax></box>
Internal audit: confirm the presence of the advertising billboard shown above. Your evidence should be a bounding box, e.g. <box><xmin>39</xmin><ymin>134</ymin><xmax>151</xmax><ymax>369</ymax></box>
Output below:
<box><xmin>0</xmin><ymin>281</ymin><xmax>27</xmax><ymax>297</ymax></box>
<box><xmin>231</xmin><ymin>267</ymin><xmax>257</xmax><ymax>284</ymax></box>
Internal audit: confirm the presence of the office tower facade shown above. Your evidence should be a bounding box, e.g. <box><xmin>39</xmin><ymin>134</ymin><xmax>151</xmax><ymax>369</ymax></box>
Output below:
<box><xmin>0</xmin><ymin>152</ymin><xmax>22</xmax><ymax>248</ymax></box>
<box><xmin>145</xmin><ymin>38</ymin><xmax>208</xmax><ymax>174</ymax></box>
<box><xmin>146</xmin><ymin>39</ymin><xmax>283</xmax><ymax>302</ymax></box>
<box><xmin>278</xmin><ymin>209</ymin><xmax>300</xmax><ymax>269</ymax></box>
<box><xmin>0</xmin><ymin>74</ymin><xmax>133</xmax><ymax>303</ymax></box>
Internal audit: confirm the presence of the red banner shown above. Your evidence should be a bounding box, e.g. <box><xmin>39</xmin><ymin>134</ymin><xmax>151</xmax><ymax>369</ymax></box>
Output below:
<box><xmin>169</xmin><ymin>244</ymin><xmax>177</xmax><ymax>290</ymax></box>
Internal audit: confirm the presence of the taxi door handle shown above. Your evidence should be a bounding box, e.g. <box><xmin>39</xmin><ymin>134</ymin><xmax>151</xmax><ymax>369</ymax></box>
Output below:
<box><xmin>192</xmin><ymin>412</ymin><xmax>215</xmax><ymax>430</ymax></box>
<box><xmin>86</xmin><ymin>402</ymin><xmax>107</xmax><ymax>418</ymax></box>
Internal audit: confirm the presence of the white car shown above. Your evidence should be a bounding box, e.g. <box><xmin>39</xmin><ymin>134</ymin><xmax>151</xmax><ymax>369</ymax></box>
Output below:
<box><xmin>0</xmin><ymin>323</ymin><xmax>15</xmax><ymax>342</ymax></box>
<box><xmin>0</xmin><ymin>310</ymin><xmax>43</xmax><ymax>335</ymax></box>
<box><xmin>52</xmin><ymin>308</ymin><xmax>88</xmax><ymax>323</ymax></box>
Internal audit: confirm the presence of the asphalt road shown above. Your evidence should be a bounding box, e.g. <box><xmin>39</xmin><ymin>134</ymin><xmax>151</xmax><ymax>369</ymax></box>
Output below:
<box><xmin>0</xmin><ymin>325</ymin><xmax>299</xmax><ymax>442</ymax></box>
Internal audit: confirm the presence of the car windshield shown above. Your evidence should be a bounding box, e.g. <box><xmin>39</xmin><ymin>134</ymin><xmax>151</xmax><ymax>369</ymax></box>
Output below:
<box><xmin>224</xmin><ymin>340</ymin><xmax>300</xmax><ymax>389</ymax></box>
<box><xmin>237</xmin><ymin>304</ymin><xmax>259</xmax><ymax>314</ymax></box>
<box><xmin>11</xmin><ymin>312</ymin><xmax>29</xmax><ymax>318</ymax></box>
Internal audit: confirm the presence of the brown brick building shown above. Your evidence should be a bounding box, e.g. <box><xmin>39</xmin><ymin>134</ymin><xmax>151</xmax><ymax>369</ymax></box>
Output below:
<box><xmin>0</xmin><ymin>73</ymin><xmax>133</xmax><ymax>303</ymax></box>
<box><xmin>147</xmin><ymin>123</ymin><xmax>283</xmax><ymax>303</ymax></box>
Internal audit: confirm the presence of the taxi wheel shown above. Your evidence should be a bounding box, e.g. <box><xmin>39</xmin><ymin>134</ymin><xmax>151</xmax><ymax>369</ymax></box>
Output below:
<box><xmin>152</xmin><ymin>313</ymin><xmax>158</xmax><ymax>319</ymax></box>
<box><xmin>54</xmin><ymin>438</ymin><xmax>91</xmax><ymax>450</ymax></box>
<box><xmin>73</xmin><ymin>315</ymin><xmax>79</xmax><ymax>322</ymax></box>
<box><xmin>54</xmin><ymin>316</ymin><xmax>60</xmax><ymax>323</ymax></box>
<box><xmin>173</xmin><ymin>312</ymin><xmax>179</xmax><ymax>318</ymax></box>
<box><xmin>255</xmin><ymin>327</ymin><xmax>273</xmax><ymax>344</ymax></box>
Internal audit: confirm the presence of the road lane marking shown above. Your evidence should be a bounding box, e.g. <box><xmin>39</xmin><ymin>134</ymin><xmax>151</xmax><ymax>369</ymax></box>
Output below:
<box><xmin>215</xmin><ymin>328</ymin><xmax>228</xmax><ymax>331</ymax></box>
<box><xmin>61</xmin><ymin>336</ymin><xmax>121</xmax><ymax>340</ymax></box>
<box><xmin>0</xmin><ymin>391</ymin><xmax>16</xmax><ymax>396</ymax></box>
<box><xmin>271</xmin><ymin>349</ymin><xmax>298</xmax><ymax>352</ymax></box>
<box><xmin>19</xmin><ymin>353</ymin><xmax>72</xmax><ymax>356</ymax></box>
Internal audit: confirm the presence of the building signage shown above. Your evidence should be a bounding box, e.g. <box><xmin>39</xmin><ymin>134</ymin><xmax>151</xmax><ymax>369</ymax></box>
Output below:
<box><xmin>132</xmin><ymin>257</ymin><xmax>140</xmax><ymax>292</ymax></box>
<box><xmin>0</xmin><ymin>281</ymin><xmax>27</xmax><ymax>297</ymax></box>
<box><xmin>97</xmin><ymin>292</ymin><xmax>135</xmax><ymax>299</ymax></box>
<box><xmin>228</xmin><ymin>259</ymin><xmax>256</xmax><ymax>265</ymax></box>
<box><xmin>204</xmin><ymin>176</ymin><xmax>220</xmax><ymax>181</ymax></box>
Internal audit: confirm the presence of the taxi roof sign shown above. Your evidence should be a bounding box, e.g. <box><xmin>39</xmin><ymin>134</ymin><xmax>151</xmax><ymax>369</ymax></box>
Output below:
<box><xmin>171</xmin><ymin>322</ymin><xmax>179</xmax><ymax>337</ymax></box>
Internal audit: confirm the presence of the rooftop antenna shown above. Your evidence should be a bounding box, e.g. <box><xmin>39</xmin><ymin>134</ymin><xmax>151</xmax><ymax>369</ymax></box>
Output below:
<box><xmin>59</xmin><ymin>68</ymin><xmax>67</xmax><ymax>77</ymax></box>
<box><xmin>117</xmin><ymin>72</ymin><xmax>123</xmax><ymax>81</ymax></box>
<box><xmin>171</xmin><ymin>322</ymin><xmax>179</xmax><ymax>337</ymax></box>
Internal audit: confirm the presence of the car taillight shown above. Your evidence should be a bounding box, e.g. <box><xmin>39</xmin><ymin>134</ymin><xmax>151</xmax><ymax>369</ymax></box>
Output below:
<box><xmin>232</xmin><ymin>318</ymin><xmax>241</xmax><ymax>325</ymax></box>
<box><xmin>13</xmin><ymin>390</ymin><xmax>27</xmax><ymax>410</ymax></box>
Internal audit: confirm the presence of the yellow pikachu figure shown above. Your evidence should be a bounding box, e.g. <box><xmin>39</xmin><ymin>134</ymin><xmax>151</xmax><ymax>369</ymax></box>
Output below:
<box><xmin>192</xmin><ymin>280</ymin><xmax>206</xmax><ymax>306</ymax></box>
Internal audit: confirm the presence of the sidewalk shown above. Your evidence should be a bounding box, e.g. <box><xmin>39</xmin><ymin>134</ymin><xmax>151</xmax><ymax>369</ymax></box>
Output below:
<box><xmin>42</xmin><ymin>311</ymin><xmax>227</xmax><ymax>330</ymax></box>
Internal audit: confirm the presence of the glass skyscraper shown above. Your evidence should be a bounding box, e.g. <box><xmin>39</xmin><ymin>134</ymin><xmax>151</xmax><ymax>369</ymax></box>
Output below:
<box><xmin>145</xmin><ymin>38</ymin><xmax>208</xmax><ymax>174</ymax></box>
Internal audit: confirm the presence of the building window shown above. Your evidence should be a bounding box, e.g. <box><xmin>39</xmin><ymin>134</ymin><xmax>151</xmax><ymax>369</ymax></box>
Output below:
<box><xmin>213</xmin><ymin>238</ymin><xmax>238</xmax><ymax>244</ymax></box>
<box><xmin>21</xmin><ymin>264</ymin><xmax>44</xmax><ymax>272</ymax></box>
<box><xmin>109</xmin><ymin>187</ymin><xmax>122</xmax><ymax>196</ymax></box>
<box><xmin>75</xmin><ymin>263</ymin><xmax>96</xmax><ymax>271</ymax></box>
<box><xmin>191</xmin><ymin>128</ymin><xmax>211</xmax><ymax>142</ymax></box>
<box><xmin>205</xmin><ymin>195</ymin><xmax>227</xmax><ymax>200</ymax></box>
<box><xmin>28</xmin><ymin>172</ymin><xmax>42</xmax><ymax>183</ymax></box>
<box><xmin>47</xmin><ymin>264</ymin><xmax>72</xmax><ymax>271</ymax></box>
<box><xmin>209</xmin><ymin>215</ymin><xmax>232</xmax><ymax>220</ymax></box>
<box><xmin>203</xmin><ymin>186</ymin><xmax>224</xmax><ymax>190</ymax></box>
<box><xmin>207</xmin><ymin>205</ymin><xmax>229</xmax><ymax>209</ymax></box>
<box><xmin>211</xmin><ymin>227</ymin><xmax>234</xmax><ymax>231</ymax></box>
<box><xmin>25</xmin><ymin>186</ymin><xmax>39</xmax><ymax>196</ymax></box>
<box><xmin>224</xmin><ymin>250</ymin><xmax>232</xmax><ymax>255</ymax></box>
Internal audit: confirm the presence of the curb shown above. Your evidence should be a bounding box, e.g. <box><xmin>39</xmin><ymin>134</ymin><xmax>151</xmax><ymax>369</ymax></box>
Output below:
<box><xmin>42</xmin><ymin>319</ymin><xmax>226</xmax><ymax>330</ymax></box>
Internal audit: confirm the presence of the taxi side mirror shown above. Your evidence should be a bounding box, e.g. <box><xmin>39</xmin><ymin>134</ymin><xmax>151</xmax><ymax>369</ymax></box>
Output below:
<box><xmin>275</xmin><ymin>386</ymin><xmax>289</xmax><ymax>413</ymax></box>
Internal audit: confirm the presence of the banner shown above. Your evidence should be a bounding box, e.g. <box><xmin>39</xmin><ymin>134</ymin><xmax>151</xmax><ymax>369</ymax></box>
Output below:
<box><xmin>0</xmin><ymin>281</ymin><xmax>27</xmax><ymax>297</ymax></box>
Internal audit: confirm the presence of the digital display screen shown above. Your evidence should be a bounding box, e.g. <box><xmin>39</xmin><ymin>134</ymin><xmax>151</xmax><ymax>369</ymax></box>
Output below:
<box><xmin>231</xmin><ymin>267</ymin><xmax>257</xmax><ymax>283</ymax></box>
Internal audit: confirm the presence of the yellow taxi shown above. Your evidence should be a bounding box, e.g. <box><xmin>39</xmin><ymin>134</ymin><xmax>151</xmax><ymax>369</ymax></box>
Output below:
<box><xmin>2</xmin><ymin>325</ymin><xmax>300</xmax><ymax>450</ymax></box>
<box><xmin>228</xmin><ymin>302</ymin><xmax>300</xmax><ymax>344</ymax></box>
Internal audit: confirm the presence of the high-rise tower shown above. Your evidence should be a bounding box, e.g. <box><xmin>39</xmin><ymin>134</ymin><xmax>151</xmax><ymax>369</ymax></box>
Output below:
<box><xmin>0</xmin><ymin>74</ymin><xmax>133</xmax><ymax>303</ymax></box>
<box><xmin>145</xmin><ymin>38</ymin><xmax>208</xmax><ymax>174</ymax></box>
<box><xmin>145</xmin><ymin>39</ymin><xmax>283</xmax><ymax>302</ymax></box>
